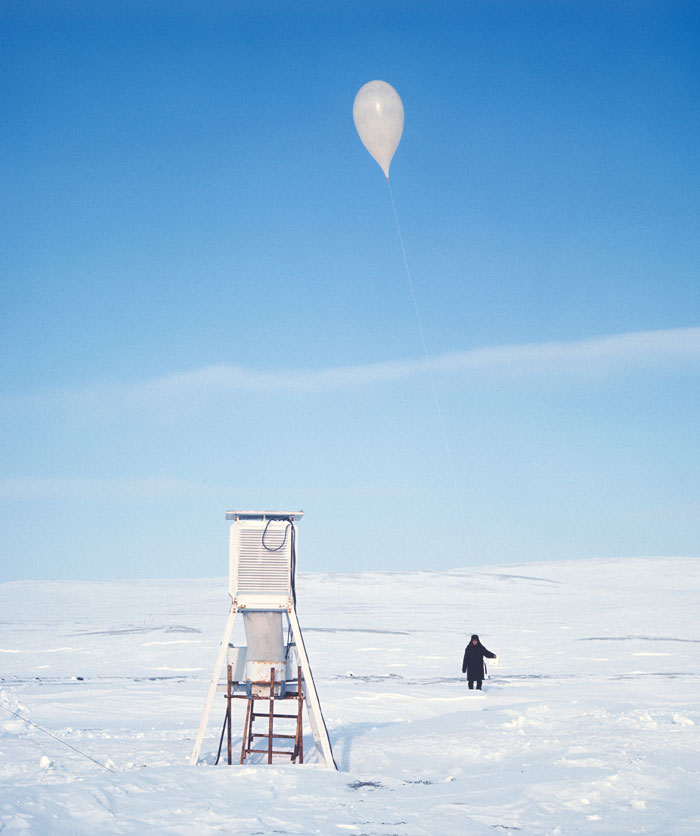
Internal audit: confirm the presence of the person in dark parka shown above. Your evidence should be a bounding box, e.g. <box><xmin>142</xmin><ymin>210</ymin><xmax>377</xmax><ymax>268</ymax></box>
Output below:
<box><xmin>462</xmin><ymin>634</ymin><xmax>497</xmax><ymax>690</ymax></box>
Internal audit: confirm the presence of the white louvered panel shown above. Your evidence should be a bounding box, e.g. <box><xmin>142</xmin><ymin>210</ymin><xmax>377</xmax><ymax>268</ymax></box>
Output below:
<box><xmin>237</xmin><ymin>554</ymin><xmax>289</xmax><ymax>594</ymax></box>
<box><xmin>229</xmin><ymin>520</ymin><xmax>293</xmax><ymax>605</ymax></box>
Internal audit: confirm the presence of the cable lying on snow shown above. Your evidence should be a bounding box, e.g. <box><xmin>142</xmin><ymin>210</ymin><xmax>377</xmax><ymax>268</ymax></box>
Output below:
<box><xmin>0</xmin><ymin>699</ymin><xmax>116</xmax><ymax>774</ymax></box>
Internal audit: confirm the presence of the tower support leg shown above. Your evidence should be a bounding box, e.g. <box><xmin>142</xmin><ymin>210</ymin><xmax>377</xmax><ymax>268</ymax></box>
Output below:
<box><xmin>189</xmin><ymin>603</ymin><xmax>238</xmax><ymax>765</ymax></box>
<box><xmin>287</xmin><ymin>606</ymin><xmax>337</xmax><ymax>769</ymax></box>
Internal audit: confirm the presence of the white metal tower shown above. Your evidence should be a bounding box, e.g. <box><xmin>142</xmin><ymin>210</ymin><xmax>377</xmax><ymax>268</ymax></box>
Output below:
<box><xmin>189</xmin><ymin>510</ymin><xmax>336</xmax><ymax>768</ymax></box>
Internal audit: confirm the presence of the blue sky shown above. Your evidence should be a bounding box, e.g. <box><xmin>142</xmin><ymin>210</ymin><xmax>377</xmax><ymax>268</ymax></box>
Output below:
<box><xmin>2</xmin><ymin>1</ymin><xmax>699</xmax><ymax>581</ymax></box>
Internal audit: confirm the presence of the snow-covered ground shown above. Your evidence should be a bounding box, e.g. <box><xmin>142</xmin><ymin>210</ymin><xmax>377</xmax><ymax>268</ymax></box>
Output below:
<box><xmin>1</xmin><ymin>557</ymin><xmax>699</xmax><ymax>835</ymax></box>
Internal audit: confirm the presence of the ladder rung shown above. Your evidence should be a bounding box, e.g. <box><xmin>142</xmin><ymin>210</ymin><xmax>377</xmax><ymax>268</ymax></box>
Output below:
<box><xmin>249</xmin><ymin>692</ymin><xmax>301</xmax><ymax>699</ymax></box>
<box><xmin>251</xmin><ymin>733</ymin><xmax>297</xmax><ymax>740</ymax></box>
<box><xmin>246</xmin><ymin>748</ymin><xmax>296</xmax><ymax>756</ymax></box>
<box><xmin>251</xmin><ymin>712</ymin><xmax>298</xmax><ymax>719</ymax></box>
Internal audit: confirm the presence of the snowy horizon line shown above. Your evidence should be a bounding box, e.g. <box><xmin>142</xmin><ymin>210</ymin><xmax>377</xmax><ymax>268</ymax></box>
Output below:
<box><xmin>2</xmin><ymin>553</ymin><xmax>698</xmax><ymax>586</ymax></box>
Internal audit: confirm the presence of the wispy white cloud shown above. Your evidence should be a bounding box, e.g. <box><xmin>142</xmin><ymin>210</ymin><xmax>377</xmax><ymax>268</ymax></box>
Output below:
<box><xmin>132</xmin><ymin>356</ymin><xmax>423</xmax><ymax>398</ymax></box>
<box><xmin>2</xmin><ymin>328</ymin><xmax>697</xmax><ymax>503</ymax></box>
<box><xmin>4</xmin><ymin>327</ymin><xmax>699</xmax><ymax>410</ymax></box>
<box><xmin>431</xmin><ymin>327</ymin><xmax>700</xmax><ymax>379</ymax></box>
<box><xmin>0</xmin><ymin>477</ymin><xmax>216</xmax><ymax>501</ymax></box>
<box><xmin>132</xmin><ymin>326</ymin><xmax>700</xmax><ymax>398</ymax></box>
<box><xmin>0</xmin><ymin>475</ymin><xmax>420</xmax><ymax>503</ymax></box>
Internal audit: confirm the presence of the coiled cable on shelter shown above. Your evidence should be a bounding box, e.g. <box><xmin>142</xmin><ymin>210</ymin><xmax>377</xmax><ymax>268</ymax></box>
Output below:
<box><xmin>261</xmin><ymin>518</ymin><xmax>297</xmax><ymax>606</ymax></box>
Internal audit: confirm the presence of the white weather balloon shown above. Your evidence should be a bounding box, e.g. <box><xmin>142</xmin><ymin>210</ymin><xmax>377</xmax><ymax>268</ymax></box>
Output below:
<box><xmin>353</xmin><ymin>80</ymin><xmax>404</xmax><ymax>179</ymax></box>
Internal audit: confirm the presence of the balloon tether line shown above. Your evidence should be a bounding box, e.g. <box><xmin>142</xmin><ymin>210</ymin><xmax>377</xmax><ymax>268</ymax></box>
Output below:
<box><xmin>387</xmin><ymin>178</ymin><xmax>470</xmax><ymax>557</ymax></box>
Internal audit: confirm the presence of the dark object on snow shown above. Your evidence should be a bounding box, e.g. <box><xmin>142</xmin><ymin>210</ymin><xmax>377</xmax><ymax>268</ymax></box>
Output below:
<box><xmin>462</xmin><ymin>635</ymin><xmax>496</xmax><ymax>690</ymax></box>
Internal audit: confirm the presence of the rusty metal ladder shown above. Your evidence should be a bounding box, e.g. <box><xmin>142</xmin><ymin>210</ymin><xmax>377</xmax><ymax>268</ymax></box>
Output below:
<box><xmin>224</xmin><ymin>665</ymin><xmax>304</xmax><ymax>765</ymax></box>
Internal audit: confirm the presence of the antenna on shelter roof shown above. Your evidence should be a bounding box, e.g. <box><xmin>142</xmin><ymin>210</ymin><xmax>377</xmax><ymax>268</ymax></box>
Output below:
<box><xmin>189</xmin><ymin>510</ymin><xmax>336</xmax><ymax>769</ymax></box>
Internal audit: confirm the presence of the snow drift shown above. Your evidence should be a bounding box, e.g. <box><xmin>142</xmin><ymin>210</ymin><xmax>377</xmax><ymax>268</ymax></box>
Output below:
<box><xmin>1</xmin><ymin>557</ymin><xmax>699</xmax><ymax>834</ymax></box>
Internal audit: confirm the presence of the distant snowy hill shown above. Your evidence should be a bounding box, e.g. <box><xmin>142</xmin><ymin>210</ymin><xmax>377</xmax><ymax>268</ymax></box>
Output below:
<box><xmin>1</xmin><ymin>558</ymin><xmax>699</xmax><ymax>834</ymax></box>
